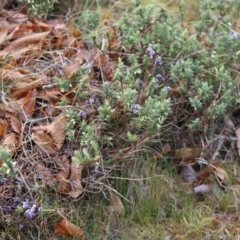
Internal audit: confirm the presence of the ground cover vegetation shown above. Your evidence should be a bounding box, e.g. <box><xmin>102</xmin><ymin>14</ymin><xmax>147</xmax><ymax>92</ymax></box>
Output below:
<box><xmin>1</xmin><ymin>0</ymin><xmax>240</xmax><ymax>239</ymax></box>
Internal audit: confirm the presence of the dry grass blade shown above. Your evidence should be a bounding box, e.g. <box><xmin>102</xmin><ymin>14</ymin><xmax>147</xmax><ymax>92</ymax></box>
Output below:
<box><xmin>54</xmin><ymin>218</ymin><xmax>84</xmax><ymax>238</ymax></box>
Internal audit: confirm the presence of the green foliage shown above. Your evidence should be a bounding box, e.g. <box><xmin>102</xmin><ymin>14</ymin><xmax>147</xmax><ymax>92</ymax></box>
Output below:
<box><xmin>0</xmin><ymin>147</ymin><xmax>16</xmax><ymax>176</ymax></box>
<box><xmin>26</xmin><ymin>0</ymin><xmax>57</xmax><ymax>15</ymax></box>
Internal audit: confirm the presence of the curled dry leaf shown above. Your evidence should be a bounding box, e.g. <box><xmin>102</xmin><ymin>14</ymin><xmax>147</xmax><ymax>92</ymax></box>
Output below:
<box><xmin>0</xmin><ymin>119</ymin><xmax>8</xmax><ymax>140</ymax></box>
<box><xmin>0</xmin><ymin>25</ymin><xmax>8</xmax><ymax>46</ymax></box>
<box><xmin>5</xmin><ymin>112</ymin><xmax>22</xmax><ymax>135</ymax></box>
<box><xmin>4</xmin><ymin>31</ymin><xmax>50</xmax><ymax>51</ymax></box>
<box><xmin>22</xmin><ymin>88</ymin><xmax>37</xmax><ymax>118</ymax></box>
<box><xmin>54</xmin><ymin>218</ymin><xmax>84</xmax><ymax>238</ymax></box>
<box><xmin>210</xmin><ymin>163</ymin><xmax>228</xmax><ymax>185</ymax></box>
<box><xmin>35</xmin><ymin>162</ymin><xmax>54</xmax><ymax>182</ymax></box>
<box><xmin>31</xmin><ymin>113</ymin><xmax>66</xmax><ymax>155</ymax></box>
<box><xmin>49</xmin><ymin>113</ymin><xmax>67</xmax><ymax>150</ymax></box>
<box><xmin>68</xmin><ymin>161</ymin><xmax>83</xmax><ymax>198</ymax></box>
<box><xmin>32</xmin><ymin>130</ymin><xmax>57</xmax><ymax>156</ymax></box>
<box><xmin>108</xmin><ymin>188</ymin><xmax>125</xmax><ymax>216</ymax></box>
<box><xmin>54</xmin><ymin>155</ymin><xmax>71</xmax><ymax>193</ymax></box>
<box><xmin>11</xmin><ymin>77</ymin><xmax>48</xmax><ymax>99</ymax></box>
<box><xmin>172</xmin><ymin>147</ymin><xmax>202</xmax><ymax>165</ymax></box>
<box><xmin>2</xmin><ymin>133</ymin><xmax>17</xmax><ymax>155</ymax></box>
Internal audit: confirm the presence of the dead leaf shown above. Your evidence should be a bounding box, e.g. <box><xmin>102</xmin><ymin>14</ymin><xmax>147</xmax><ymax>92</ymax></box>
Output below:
<box><xmin>49</xmin><ymin>113</ymin><xmax>66</xmax><ymax>150</ymax></box>
<box><xmin>4</xmin><ymin>31</ymin><xmax>50</xmax><ymax>51</ymax></box>
<box><xmin>0</xmin><ymin>119</ymin><xmax>8</xmax><ymax>140</ymax></box>
<box><xmin>31</xmin><ymin>113</ymin><xmax>66</xmax><ymax>155</ymax></box>
<box><xmin>22</xmin><ymin>89</ymin><xmax>37</xmax><ymax>118</ymax></box>
<box><xmin>0</xmin><ymin>25</ymin><xmax>8</xmax><ymax>46</ymax></box>
<box><xmin>172</xmin><ymin>147</ymin><xmax>202</xmax><ymax>165</ymax></box>
<box><xmin>32</xmin><ymin>130</ymin><xmax>57</xmax><ymax>156</ymax></box>
<box><xmin>68</xmin><ymin>161</ymin><xmax>83</xmax><ymax>198</ymax></box>
<box><xmin>210</xmin><ymin>163</ymin><xmax>228</xmax><ymax>184</ymax></box>
<box><xmin>54</xmin><ymin>218</ymin><xmax>84</xmax><ymax>238</ymax></box>
<box><xmin>108</xmin><ymin>188</ymin><xmax>125</xmax><ymax>216</ymax></box>
<box><xmin>35</xmin><ymin>162</ymin><xmax>54</xmax><ymax>182</ymax></box>
<box><xmin>2</xmin><ymin>133</ymin><xmax>17</xmax><ymax>155</ymax></box>
<box><xmin>54</xmin><ymin>155</ymin><xmax>71</xmax><ymax>193</ymax></box>
<box><xmin>5</xmin><ymin>112</ymin><xmax>22</xmax><ymax>135</ymax></box>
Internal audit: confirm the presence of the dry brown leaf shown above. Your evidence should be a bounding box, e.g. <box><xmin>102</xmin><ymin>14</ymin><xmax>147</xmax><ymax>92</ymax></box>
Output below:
<box><xmin>5</xmin><ymin>112</ymin><xmax>22</xmax><ymax>135</ymax></box>
<box><xmin>0</xmin><ymin>10</ymin><xmax>28</xmax><ymax>24</ymax></box>
<box><xmin>172</xmin><ymin>147</ymin><xmax>202</xmax><ymax>165</ymax></box>
<box><xmin>11</xmin><ymin>77</ymin><xmax>47</xmax><ymax>99</ymax></box>
<box><xmin>2</xmin><ymin>133</ymin><xmax>17</xmax><ymax>155</ymax></box>
<box><xmin>4</xmin><ymin>31</ymin><xmax>50</xmax><ymax>51</ymax></box>
<box><xmin>35</xmin><ymin>162</ymin><xmax>54</xmax><ymax>182</ymax></box>
<box><xmin>0</xmin><ymin>25</ymin><xmax>8</xmax><ymax>46</ymax></box>
<box><xmin>68</xmin><ymin>161</ymin><xmax>83</xmax><ymax>198</ymax></box>
<box><xmin>32</xmin><ymin>130</ymin><xmax>57</xmax><ymax>156</ymax></box>
<box><xmin>54</xmin><ymin>155</ymin><xmax>71</xmax><ymax>193</ymax></box>
<box><xmin>0</xmin><ymin>46</ymin><xmax>40</xmax><ymax>62</ymax></box>
<box><xmin>0</xmin><ymin>69</ymin><xmax>26</xmax><ymax>82</ymax></box>
<box><xmin>49</xmin><ymin>113</ymin><xmax>66</xmax><ymax>150</ymax></box>
<box><xmin>0</xmin><ymin>119</ymin><xmax>8</xmax><ymax>140</ymax></box>
<box><xmin>92</xmin><ymin>48</ymin><xmax>116</xmax><ymax>81</ymax></box>
<box><xmin>210</xmin><ymin>164</ymin><xmax>228</xmax><ymax>184</ymax></box>
<box><xmin>63</xmin><ymin>59</ymin><xmax>83</xmax><ymax>79</ymax></box>
<box><xmin>108</xmin><ymin>189</ymin><xmax>125</xmax><ymax>216</ymax></box>
<box><xmin>22</xmin><ymin>89</ymin><xmax>37</xmax><ymax>117</ymax></box>
<box><xmin>31</xmin><ymin>113</ymin><xmax>66</xmax><ymax>154</ymax></box>
<box><xmin>54</xmin><ymin>218</ymin><xmax>84</xmax><ymax>238</ymax></box>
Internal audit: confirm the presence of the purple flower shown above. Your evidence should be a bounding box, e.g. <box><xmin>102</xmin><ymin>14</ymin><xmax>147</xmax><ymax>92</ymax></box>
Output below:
<box><xmin>14</xmin><ymin>197</ymin><xmax>20</xmax><ymax>202</ymax></box>
<box><xmin>1</xmin><ymin>178</ymin><xmax>7</xmax><ymax>185</ymax></box>
<box><xmin>80</xmin><ymin>111</ymin><xmax>87</xmax><ymax>119</ymax></box>
<box><xmin>155</xmin><ymin>56</ymin><xmax>163</xmax><ymax>66</ymax></box>
<box><xmin>147</xmin><ymin>46</ymin><xmax>156</xmax><ymax>59</ymax></box>
<box><xmin>166</xmin><ymin>86</ymin><xmax>172</xmax><ymax>92</ymax></box>
<box><xmin>138</xmin><ymin>79</ymin><xmax>143</xmax><ymax>86</ymax></box>
<box><xmin>22</xmin><ymin>198</ymin><xmax>29</xmax><ymax>208</ymax></box>
<box><xmin>132</xmin><ymin>104</ymin><xmax>141</xmax><ymax>114</ymax></box>
<box><xmin>19</xmin><ymin>224</ymin><xmax>24</xmax><ymax>230</ymax></box>
<box><xmin>25</xmin><ymin>204</ymin><xmax>37</xmax><ymax>219</ymax></box>
<box><xmin>230</xmin><ymin>29</ymin><xmax>239</xmax><ymax>39</ymax></box>
<box><xmin>89</xmin><ymin>98</ymin><xmax>94</xmax><ymax>104</ymax></box>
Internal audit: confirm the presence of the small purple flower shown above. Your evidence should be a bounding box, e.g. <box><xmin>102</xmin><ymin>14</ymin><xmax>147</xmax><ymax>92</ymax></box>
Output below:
<box><xmin>1</xmin><ymin>178</ymin><xmax>7</xmax><ymax>185</ymax></box>
<box><xmin>14</xmin><ymin>197</ymin><xmax>20</xmax><ymax>202</ymax></box>
<box><xmin>132</xmin><ymin>104</ymin><xmax>141</xmax><ymax>114</ymax></box>
<box><xmin>214</xmin><ymin>15</ymin><xmax>222</xmax><ymax>21</ymax></box>
<box><xmin>19</xmin><ymin>224</ymin><xmax>24</xmax><ymax>230</ymax></box>
<box><xmin>89</xmin><ymin>98</ymin><xmax>94</xmax><ymax>104</ymax></box>
<box><xmin>80</xmin><ymin>111</ymin><xmax>87</xmax><ymax>119</ymax></box>
<box><xmin>230</xmin><ymin>29</ymin><xmax>239</xmax><ymax>39</ymax></box>
<box><xmin>155</xmin><ymin>56</ymin><xmax>163</xmax><ymax>66</ymax></box>
<box><xmin>22</xmin><ymin>198</ymin><xmax>29</xmax><ymax>208</ymax></box>
<box><xmin>166</xmin><ymin>86</ymin><xmax>172</xmax><ymax>92</ymax></box>
<box><xmin>138</xmin><ymin>79</ymin><xmax>143</xmax><ymax>86</ymax></box>
<box><xmin>25</xmin><ymin>204</ymin><xmax>37</xmax><ymax>219</ymax></box>
<box><xmin>147</xmin><ymin>46</ymin><xmax>156</xmax><ymax>59</ymax></box>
